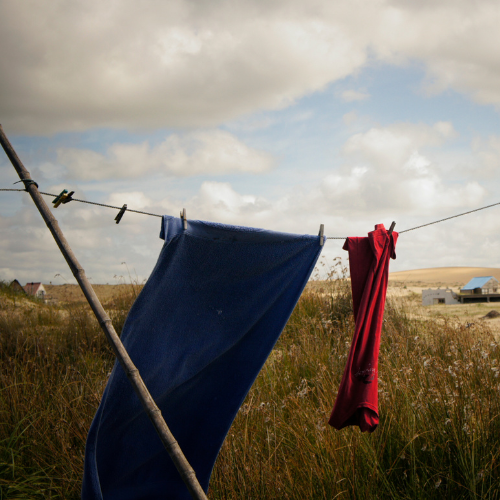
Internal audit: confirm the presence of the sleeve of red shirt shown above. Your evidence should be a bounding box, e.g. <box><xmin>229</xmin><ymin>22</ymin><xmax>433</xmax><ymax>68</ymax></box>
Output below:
<box><xmin>329</xmin><ymin>224</ymin><xmax>398</xmax><ymax>433</ymax></box>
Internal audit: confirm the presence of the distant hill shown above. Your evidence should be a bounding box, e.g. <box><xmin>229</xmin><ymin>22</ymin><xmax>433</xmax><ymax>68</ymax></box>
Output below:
<box><xmin>389</xmin><ymin>267</ymin><xmax>500</xmax><ymax>287</ymax></box>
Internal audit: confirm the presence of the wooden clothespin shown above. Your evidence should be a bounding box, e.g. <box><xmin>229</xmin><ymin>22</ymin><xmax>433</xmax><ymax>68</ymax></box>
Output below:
<box><xmin>115</xmin><ymin>204</ymin><xmax>127</xmax><ymax>224</ymax></box>
<box><xmin>180</xmin><ymin>208</ymin><xmax>187</xmax><ymax>230</ymax></box>
<box><xmin>61</xmin><ymin>191</ymin><xmax>74</xmax><ymax>204</ymax></box>
<box><xmin>52</xmin><ymin>189</ymin><xmax>72</xmax><ymax>208</ymax></box>
<box><xmin>318</xmin><ymin>224</ymin><xmax>324</xmax><ymax>246</ymax></box>
<box><xmin>388</xmin><ymin>221</ymin><xmax>396</xmax><ymax>236</ymax></box>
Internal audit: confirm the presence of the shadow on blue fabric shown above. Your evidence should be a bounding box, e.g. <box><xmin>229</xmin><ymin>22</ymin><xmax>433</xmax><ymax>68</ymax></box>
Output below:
<box><xmin>82</xmin><ymin>216</ymin><xmax>323</xmax><ymax>499</ymax></box>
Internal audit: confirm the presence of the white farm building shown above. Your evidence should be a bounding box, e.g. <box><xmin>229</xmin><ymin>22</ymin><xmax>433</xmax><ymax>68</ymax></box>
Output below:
<box><xmin>422</xmin><ymin>276</ymin><xmax>500</xmax><ymax>305</ymax></box>
<box><xmin>422</xmin><ymin>288</ymin><xmax>459</xmax><ymax>306</ymax></box>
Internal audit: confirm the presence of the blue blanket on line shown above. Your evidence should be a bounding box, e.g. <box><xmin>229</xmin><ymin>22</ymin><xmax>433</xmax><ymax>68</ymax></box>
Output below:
<box><xmin>82</xmin><ymin>216</ymin><xmax>323</xmax><ymax>499</ymax></box>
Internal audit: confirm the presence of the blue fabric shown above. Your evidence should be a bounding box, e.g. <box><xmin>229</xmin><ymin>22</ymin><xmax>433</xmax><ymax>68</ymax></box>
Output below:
<box><xmin>82</xmin><ymin>216</ymin><xmax>323</xmax><ymax>499</ymax></box>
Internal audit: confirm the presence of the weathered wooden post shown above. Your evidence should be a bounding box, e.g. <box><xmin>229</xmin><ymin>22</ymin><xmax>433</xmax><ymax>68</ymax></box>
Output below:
<box><xmin>0</xmin><ymin>124</ymin><xmax>208</xmax><ymax>500</ymax></box>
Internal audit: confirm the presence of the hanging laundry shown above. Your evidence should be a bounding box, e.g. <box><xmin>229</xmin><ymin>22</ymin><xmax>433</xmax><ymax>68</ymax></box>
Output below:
<box><xmin>329</xmin><ymin>224</ymin><xmax>398</xmax><ymax>433</ymax></box>
<box><xmin>82</xmin><ymin>216</ymin><xmax>323</xmax><ymax>499</ymax></box>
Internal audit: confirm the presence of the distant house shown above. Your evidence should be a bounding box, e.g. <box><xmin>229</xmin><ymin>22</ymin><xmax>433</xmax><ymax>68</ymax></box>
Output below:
<box><xmin>422</xmin><ymin>288</ymin><xmax>459</xmax><ymax>306</ymax></box>
<box><xmin>461</xmin><ymin>276</ymin><xmax>499</xmax><ymax>294</ymax></box>
<box><xmin>24</xmin><ymin>282</ymin><xmax>46</xmax><ymax>300</ymax></box>
<box><xmin>459</xmin><ymin>276</ymin><xmax>500</xmax><ymax>303</ymax></box>
<box><xmin>9</xmin><ymin>279</ymin><xmax>26</xmax><ymax>293</ymax></box>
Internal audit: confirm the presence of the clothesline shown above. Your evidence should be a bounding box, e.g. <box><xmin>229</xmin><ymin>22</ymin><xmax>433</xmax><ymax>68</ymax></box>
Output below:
<box><xmin>0</xmin><ymin>187</ymin><xmax>162</xmax><ymax>218</ymax></box>
<box><xmin>1</xmin><ymin>187</ymin><xmax>500</xmax><ymax>237</ymax></box>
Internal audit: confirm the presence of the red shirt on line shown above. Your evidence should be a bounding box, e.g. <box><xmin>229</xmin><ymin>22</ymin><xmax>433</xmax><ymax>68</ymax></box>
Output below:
<box><xmin>329</xmin><ymin>224</ymin><xmax>398</xmax><ymax>433</ymax></box>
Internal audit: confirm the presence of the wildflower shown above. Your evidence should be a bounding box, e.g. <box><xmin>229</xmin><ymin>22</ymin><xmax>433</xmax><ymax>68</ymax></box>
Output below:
<box><xmin>297</xmin><ymin>379</ymin><xmax>310</xmax><ymax>397</ymax></box>
<box><xmin>316</xmin><ymin>421</ymin><xmax>326</xmax><ymax>433</ymax></box>
<box><xmin>271</xmin><ymin>349</ymin><xmax>283</xmax><ymax>361</ymax></box>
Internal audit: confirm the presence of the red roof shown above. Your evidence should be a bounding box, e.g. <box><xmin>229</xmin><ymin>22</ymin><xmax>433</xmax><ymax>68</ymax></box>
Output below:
<box><xmin>24</xmin><ymin>282</ymin><xmax>43</xmax><ymax>295</ymax></box>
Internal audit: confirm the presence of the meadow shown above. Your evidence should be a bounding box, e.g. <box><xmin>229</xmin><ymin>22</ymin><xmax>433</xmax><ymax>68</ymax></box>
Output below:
<box><xmin>1</xmin><ymin>263</ymin><xmax>499</xmax><ymax>499</ymax></box>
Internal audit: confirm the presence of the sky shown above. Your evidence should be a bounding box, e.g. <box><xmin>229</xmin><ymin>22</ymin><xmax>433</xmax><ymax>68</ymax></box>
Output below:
<box><xmin>1</xmin><ymin>0</ymin><xmax>500</xmax><ymax>285</ymax></box>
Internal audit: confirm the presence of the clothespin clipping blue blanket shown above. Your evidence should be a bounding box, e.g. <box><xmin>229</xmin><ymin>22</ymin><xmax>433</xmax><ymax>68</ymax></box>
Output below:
<box><xmin>82</xmin><ymin>215</ymin><xmax>324</xmax><ymax>499</ymax></box>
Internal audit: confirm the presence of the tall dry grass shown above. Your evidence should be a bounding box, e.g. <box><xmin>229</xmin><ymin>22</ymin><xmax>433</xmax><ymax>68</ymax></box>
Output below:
<box><xmin>210</xmin><ymin>264</ymin><xmax>500</xmax><ymax>499</ymax></box>
<box><xmin>0</xmin><ymin>283</ymin><xmax>133</xmax><ymax>498</ymax></box>
<box><xmin>1</xmin><ymin>268</ymin><xmax>499</xmax><ymax>499</ymax></box>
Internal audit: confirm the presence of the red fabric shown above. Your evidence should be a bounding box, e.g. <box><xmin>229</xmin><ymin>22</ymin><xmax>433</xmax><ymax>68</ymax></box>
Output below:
<box><xmin>328</xmin><ymin>224</ymin><xmax>398</xmax><ymax>433</ymax></box>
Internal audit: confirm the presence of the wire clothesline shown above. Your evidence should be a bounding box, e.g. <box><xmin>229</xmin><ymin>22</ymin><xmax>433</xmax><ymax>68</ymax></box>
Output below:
<box><xmin>0</xmin><ymin>187</ymin><xmax>162</xmax><ymax>218</ymax></box>
<box><xmin>1</xmin><ymin>187</ymin><xmax>500</xmax><ymax>238</ymax></box>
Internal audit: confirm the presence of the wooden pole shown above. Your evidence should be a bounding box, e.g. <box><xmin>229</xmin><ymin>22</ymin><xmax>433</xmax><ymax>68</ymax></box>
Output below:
<box><xmin>0</xmin><ymin>124</ymin><xmax>208</xmax><ymax>500</ymax></box>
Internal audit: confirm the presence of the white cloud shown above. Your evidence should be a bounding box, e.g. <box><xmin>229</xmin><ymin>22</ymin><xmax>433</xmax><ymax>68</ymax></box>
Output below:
<box><xmin>342</xmin><ymin>121</ymin><xmax>457</xmax><ymax>172</ymax></box>
<box><xmin>107</xmin><ymin>192</ymin><xmax>153</xmax><ymax>210</ymax></box>
<box><xmin>189</xmin><ymin>182</ymin><xmax>273</xmax><ymax>225</ymax></box>
<box><xmin>342</xmin><ymin>112</ymin><xmax>358</xmax><ymax>125</ymax></box>
<box><xmin>56</xmin><ymin>130</ymin><xmax>274</xmax><ymax>180</ymax></box>
<box><xmin>315</xmin><ymin>121</ymin><xmax>484</xmax><ymax>215</ymax></box>
<box><xmin>2</xmin><ymin>1</ymin><xmax>499</xmax><ymax>134</ymax></box>
<box><xmin>0</xmin><ymin>2</ymin><xmax>368</xmax><ymax>134</ymax></box>
<box><xmin>177</xmin><ymin>122</ymin><xmax>484</xmax><ymax>226</ymax></box>
<box><xmin>341</xmin><ymin>90</ymin><xmax>370</xmax><ymax>102</ymax></box>
<box><xmin>372</xmin><ymin>1</ymin><xmax>500</xmax><ymax>105</ymax></box>
<box><xmin>472</xmin><ymin>135</ymin><xmax>500</xmax><ymax>177</ymax></box>
<box><xmin>404</xmin><ymin>151</ymin><xmax>431</xmax><ymax>175</ymax></box>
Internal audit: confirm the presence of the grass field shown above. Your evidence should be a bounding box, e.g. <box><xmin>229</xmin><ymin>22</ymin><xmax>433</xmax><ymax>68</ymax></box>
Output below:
<box><xmin>1</xmin><ymin>265</ymin><xmax>500</xmax><ymax>498</ymax></box>
<box><xmin>386</xmin><ymin>267</ymin><xmax>500</xmax><ymax>338</ymax></box>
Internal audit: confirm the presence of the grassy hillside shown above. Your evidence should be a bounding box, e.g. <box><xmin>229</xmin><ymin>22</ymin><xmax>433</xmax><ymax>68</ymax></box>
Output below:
<box><xmin>1</xmin><ymin>273</ymin><xmax>499</xmax><ymax>499</ymax></box>
<box><xmin>389</xmin><ymin>267</ymin><xmax>500</xmax><ymax>287</ymax></box>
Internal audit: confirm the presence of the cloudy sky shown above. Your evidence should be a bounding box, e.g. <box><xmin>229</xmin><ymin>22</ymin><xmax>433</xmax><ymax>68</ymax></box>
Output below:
<box><xmin>1</xmin><ymin>0</ymin><xmax>500</xmax><ymax>285</ymax></box>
